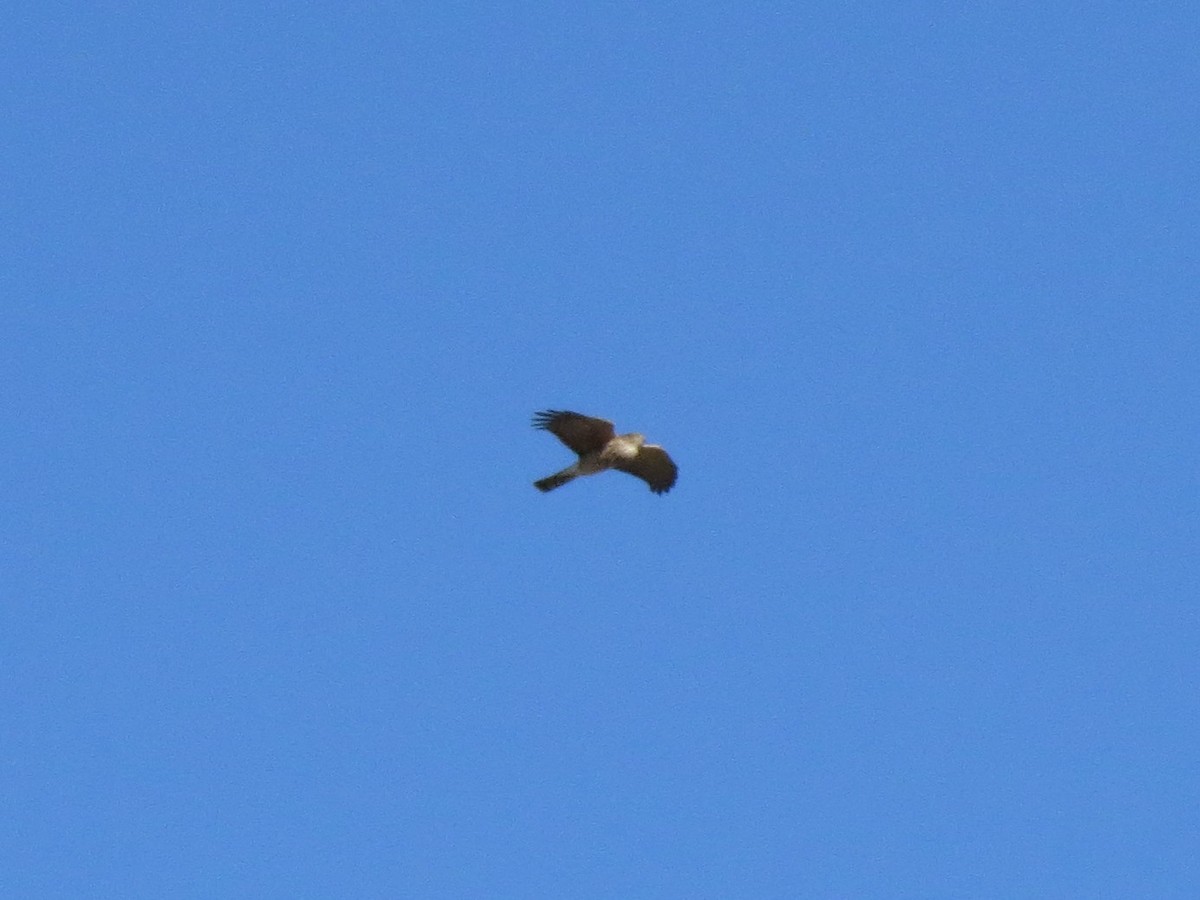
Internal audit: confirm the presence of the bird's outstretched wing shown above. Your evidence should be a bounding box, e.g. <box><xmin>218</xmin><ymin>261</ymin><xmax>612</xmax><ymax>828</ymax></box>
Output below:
<box><xmin>612</xmin><ymin>444</ymin><xmax>678</xmax><ymax>494</ymax></box>
<box><xmin>532</xmin><ymin>410</ymin><xmax>615</xmax><ymax>456</ymax></box>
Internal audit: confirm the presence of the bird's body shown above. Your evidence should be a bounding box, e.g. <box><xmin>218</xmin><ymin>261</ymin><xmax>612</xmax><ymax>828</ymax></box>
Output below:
<box><xmin>531</xmin><ymin>410</ymin><xmax>677</xmax><ymax>494</ymax></box>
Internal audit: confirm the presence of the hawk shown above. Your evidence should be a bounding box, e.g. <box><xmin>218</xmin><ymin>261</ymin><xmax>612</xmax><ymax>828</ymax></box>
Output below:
<box><xmin>532</xmin><ymin>409</ymin><xmax>678</xmax><ymax>495</ymax></box>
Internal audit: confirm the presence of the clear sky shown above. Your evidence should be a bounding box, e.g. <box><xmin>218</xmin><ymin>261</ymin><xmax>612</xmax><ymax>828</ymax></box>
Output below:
<box><xmin>4</xmin><ymin>3</ymin><xmax>1197</xmax><ymax>897</ymax></box>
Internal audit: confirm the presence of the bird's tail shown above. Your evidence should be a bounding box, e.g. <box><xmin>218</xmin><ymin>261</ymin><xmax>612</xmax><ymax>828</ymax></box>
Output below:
<box><xmin>534</xmin><ymin>465</ymin><xmax>578</xmax><ymax>492</ymax></box>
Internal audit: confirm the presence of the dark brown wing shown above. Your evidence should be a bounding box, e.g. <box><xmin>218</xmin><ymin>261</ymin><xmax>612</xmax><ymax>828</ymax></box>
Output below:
<box><xmin>612</xmin><ymin>444</ymin><xmax>678</xmax><ymax>494</ymax></box>
<box><xmin>532</xmin><ymin>410</ymin><xmax>616</xmax><ymax>456</ymax></box>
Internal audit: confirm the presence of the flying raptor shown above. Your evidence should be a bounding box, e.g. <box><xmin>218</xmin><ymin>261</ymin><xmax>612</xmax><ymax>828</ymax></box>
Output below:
<box><xmin>532</xmin><ymin>409</ymin><xmax>678</xmax><ymax>495</ymax></box>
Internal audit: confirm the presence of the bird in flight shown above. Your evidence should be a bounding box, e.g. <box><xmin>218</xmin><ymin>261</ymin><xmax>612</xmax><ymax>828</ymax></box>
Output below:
<box><xmin>531</xmin><ymin>409</ymin><xmax>678</xmax><ymax>495</ymax></box>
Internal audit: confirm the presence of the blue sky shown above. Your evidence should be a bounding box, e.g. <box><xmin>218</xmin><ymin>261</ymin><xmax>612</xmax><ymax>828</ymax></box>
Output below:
<box><xmin>4</xmin><ymin>3</ymin><xmax>1197</xmax><ymax>897</ymax></box>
